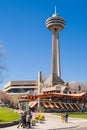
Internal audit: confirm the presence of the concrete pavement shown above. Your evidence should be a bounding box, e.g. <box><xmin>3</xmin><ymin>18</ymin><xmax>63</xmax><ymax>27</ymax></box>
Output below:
<box><xmin>1</xmin><ymin>113</ymin><xmax>87</xmax><ymax>130</ymax></box>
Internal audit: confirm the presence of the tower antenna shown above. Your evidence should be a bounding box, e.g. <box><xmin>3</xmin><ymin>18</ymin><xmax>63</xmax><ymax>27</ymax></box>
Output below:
<box><xmin>55</xmin><ymin>6</ymin><xmax>57</xmax><ymax>14</ymax></box>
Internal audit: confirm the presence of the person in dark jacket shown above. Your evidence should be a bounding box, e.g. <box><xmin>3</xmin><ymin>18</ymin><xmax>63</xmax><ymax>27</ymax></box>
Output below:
<box><xmin>22</xmin><ymin>111</ymin><xmax>26</xmax><ymax>128</ymax></box>
<box><xmin>65</xmin><ymin>112</ymin><xmax>69</xmax><ymax>123</ymax></box>
<box><xmin>17</xmin><ymin>112</ymin><xmax>24</xmax><ymax>128</ymax></box>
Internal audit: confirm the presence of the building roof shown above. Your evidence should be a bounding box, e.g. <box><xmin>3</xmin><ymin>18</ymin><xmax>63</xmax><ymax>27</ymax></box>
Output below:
<box><xmin>4</xmin><ymin>80</ymin><xmax>38</xmax><ymax>89</ymax></box>
<box><xmin>44</xmin><ymin>74</ymin><xmax>65</xmax><ymax>86</ymax></box>
<box><xmin>42</xmin><ymin>85</ymin><xmax>61</xmax><ymax>92</ymax></box>
<box><xmin>20</xmin><ymin>92</ymin><xmax>87</xmax><ymax>100</ymax></box>
<box><xmin>70</xmin><ymin>92</ymin><xmax>86</xmax><ymax>97</ymax></box>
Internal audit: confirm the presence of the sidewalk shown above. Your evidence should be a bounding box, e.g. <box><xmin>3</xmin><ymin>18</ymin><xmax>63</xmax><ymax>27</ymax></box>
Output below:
<box><xmin>1</xmin><ymin>112</ymin><xmax>82</xmax><ymax>130</ymax></box>
<box><xmin>32</xmin><ymin>113</ymin><xmax>79</xmax><ymax>130</ymax></box>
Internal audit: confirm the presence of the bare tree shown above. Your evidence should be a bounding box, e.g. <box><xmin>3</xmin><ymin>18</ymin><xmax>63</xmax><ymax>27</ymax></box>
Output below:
<box><xmin>42</xmin><ymin>73</ymin><xmax>48</xmax><ymax>82</ymax></box>
<box><xmin>69</xmin><ymin>81</ymin><xmax>87</xmax><ymax>92</ymax></box>
<box><xmin>0</xmin><ymin>90</ymin><xmax>18</xmax><ymax>107</ymax></box>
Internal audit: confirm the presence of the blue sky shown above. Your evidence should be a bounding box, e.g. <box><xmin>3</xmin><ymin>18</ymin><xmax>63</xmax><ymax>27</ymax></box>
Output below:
<box><xmin>0</xmin><ymin>0</ymin><xmax>87</xmax><ymax>89</ymax></box>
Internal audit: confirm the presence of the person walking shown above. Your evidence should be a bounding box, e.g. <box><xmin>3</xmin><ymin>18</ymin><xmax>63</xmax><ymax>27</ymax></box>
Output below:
<box><xmin>26</xmin><ymin>109</ymin><xmax>32</xmax><ymax>128</ymax></box>
<box><xmin>65</xmin><ymin>112</ymin><xmax>69</xmax><ymax>123</ymax></box>
<box><xmin>17</xmin><ymin>112</ymin><xmax>24</xmax><ymax>128</ymax></box>
<box><xmin>22</xmin><ymin>111</ymin><xmax>26</xmax><ymax>128</ymax></box>
<box><xmin>61</xmin><ymin>112</ymin><xmax>65</xmax><ymax>123</ymax></box>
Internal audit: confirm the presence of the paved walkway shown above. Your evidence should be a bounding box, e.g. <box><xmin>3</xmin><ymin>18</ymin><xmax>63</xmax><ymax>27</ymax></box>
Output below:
<box><xmin>1</xmin><ymin>113</ymin><xmax>87</xmax><ymax>130</ymax></box>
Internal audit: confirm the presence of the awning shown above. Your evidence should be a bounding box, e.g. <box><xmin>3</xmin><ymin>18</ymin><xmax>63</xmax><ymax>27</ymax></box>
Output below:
<box><xmin>48</xmin><ymin>102</ymin><xmax>54</xmax><ymax>108</ymax></box>
<box><xmin>63</xmin><ymin>103</ymin><xmax>69</xmax><ymax>109</ymax></box>
<box><xmin>43</xmin><ymin>102</ymin><xmax>49</xmax><ymax>108</ymax></box>
<box><xmin>54</xmin><ymin>103</ymin><xmax>59</xmax><ymax>108</ymax></box>
<box><xmin>68</xmin><ymin>103</ymin><xmax>74</xmax><ymax>109</ymax></box>
<box><xmin>29</xmin><ymin>101</ymin><xmax>37</xmax><ymax>108</ymax></box>
<box><xmin>42</xmin><ymin>102</ymin><xmax>80</xmax><ymax>110</ymax></box>
<box><xmin>74</xmin><ymin>103</ymin><xmax>80</xmax><ymax>110</ymax></box>
<box><xmin>58</xmin><ymin>103</ymin><xmax>64</xmax><ymax>109</ymax></box>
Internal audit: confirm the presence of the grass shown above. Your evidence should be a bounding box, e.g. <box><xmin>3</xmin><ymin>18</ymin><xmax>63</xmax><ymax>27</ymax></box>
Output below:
<box><xmin>69</xmin><ymin>112</ymin><xmax>87</xmax><ymax>119</ymax></box>
<box><xmin>56</xmin><ymin>112</ymin><xmax>87</xmax><ymax>119</ymax></box>
<box><xmin>0</xmin><ymin>107</ymin><xmax>20</xmax><ymax>124</ymax></box>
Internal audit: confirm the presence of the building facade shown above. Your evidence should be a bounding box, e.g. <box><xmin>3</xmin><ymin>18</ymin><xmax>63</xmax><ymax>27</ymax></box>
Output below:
<box><xmin>4</xmin><ymin>80</ymin><xmax>38</xmax><ymax>95</ymax></box>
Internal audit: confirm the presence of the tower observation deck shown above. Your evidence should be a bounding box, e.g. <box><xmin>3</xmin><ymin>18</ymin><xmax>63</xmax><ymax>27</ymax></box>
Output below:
<box><xmin>46</xmin><ymin>8</ymin><xmax>65</xmax><ymax>86</ymax></box>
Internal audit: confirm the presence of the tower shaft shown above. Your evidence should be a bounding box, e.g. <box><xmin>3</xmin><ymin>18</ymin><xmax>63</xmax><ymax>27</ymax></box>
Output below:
<box><xmin>52</xmin><ymin>29</ymin><xmax>61</xmax><ymax>78</ymax></box>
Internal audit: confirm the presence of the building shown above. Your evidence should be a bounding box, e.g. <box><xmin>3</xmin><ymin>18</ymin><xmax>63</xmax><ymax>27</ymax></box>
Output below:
<box><xmin>4</xmin><ymin>80</ymin><xmax>38</xmax><ymax>95</ymax></box>
<box><xmin>3</xmin><ymin>72</ymin><xmax>42</xmax><ymax>96</ymax></box>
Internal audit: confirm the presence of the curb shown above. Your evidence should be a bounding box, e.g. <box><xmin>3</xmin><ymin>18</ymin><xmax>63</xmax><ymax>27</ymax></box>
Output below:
<box><xmin>48</xmin><ymin>123</ymin><xmax>79</xmax><ymax>130</ymax></box>
<box><xmin>58</xmin><ymin>124</ymin><xmax>79</xmax><ymax>130</ymax></box>
<box><xmin>0</xmin><ymin>120</ymin><xmax>19</xmax><ymax>128</ymax></box>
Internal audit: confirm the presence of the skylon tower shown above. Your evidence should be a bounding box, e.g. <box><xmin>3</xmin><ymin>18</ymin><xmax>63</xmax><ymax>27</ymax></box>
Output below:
<box><xmin>46</xmin><ymin>7</ymin><xmax>65</xmax><ymax>86</ymax></box>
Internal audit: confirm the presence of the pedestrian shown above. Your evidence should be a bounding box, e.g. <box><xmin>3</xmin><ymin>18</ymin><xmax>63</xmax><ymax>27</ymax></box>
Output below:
<box><xmin>17</xmin><ymin>112</ymin><xmax>24</xmax><ymax>128</ymax></box>
<box><xmin>26</xmin><ymin>110</ymin><xmax>32</xmax><ymax>128</ymax></box>
<box><xmin>61</xmin><ymin>112</ymin><xmax>65</xmax><ymax>123</ymax></box>
<box><xmin>22</xmin><ymin>111</ymin><xmax>26</xmax><ymax>128</ymax></box>
<box><xmin>65</xmin><ymin>112</ymin><xmax>68</xmax><ymax>123</ymax></box>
